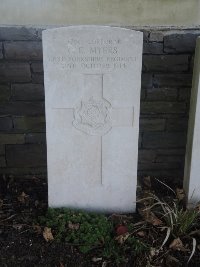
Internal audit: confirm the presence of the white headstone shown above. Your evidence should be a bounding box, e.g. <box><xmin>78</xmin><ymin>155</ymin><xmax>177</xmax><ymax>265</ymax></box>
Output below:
<box><xmin>184</xmin><ymin>37</ymin><xmax>200</xmax><ymax>205</ymax></box>
<box><xmin>43</xmin><ymin>26</ymin><xmax>143</xmax><ymax>212</ymax></box>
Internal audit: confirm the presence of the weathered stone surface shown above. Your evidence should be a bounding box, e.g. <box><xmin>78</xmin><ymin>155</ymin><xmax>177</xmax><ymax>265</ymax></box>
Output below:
<box><xmin>143</xmin><ymin>55</ymin><xmax>189</xmax><ymax>72</ymax></box>
<box><xmin>0</xmin><ymin>133</ymin><xmax>24</xmax><ymax>144</ymax></box>
<box><xmin>154</xmin><ymin>74</ymin><xmax>192</xmax><ymax>87</ymax></box>
<box><xmin>164</xmin><ymin>32</ymin><xmax>200</xmax><ymax>53</ymax></box>
<box><xmin>31</xmin><ymin>62</ymin><xmax>43</xmax><ymax>73</ymax></box>
<box><xmin>0</xmin><ymin>156</ymin><xmax>6</xmax><ymax>167</ymax></box>
<box><xmin>143</xmin><ymin>132</ymin><xmax>187</xmax><ymax>148</ymax></box>
<box><xmin>138</xmin><ymin>161</ymin><xmax>182</xmax><ymax>171</ymax></box>
<box><xmin>141</xmin><ymin>73</ymin><xmax>152</xmax><ymax>88</ymax></box>
<box><xmin>0</xmin><ymin>85</ymin><xmax>10</xmax><ymax>102</ymax></box>
<box><xmin>4</xmin><ymin>41</ymin><xmax>42</xmax><ymax>60</ymax></box>
<box><xmin>143</xmin><ymin>42</ymin><xmax>163</xmax><ymax>54</ymax></box>
<box><xmin>13</xmin><ymin>116</ymin><xmax>45</xmax><ymax>132</ymax></box>
<box><xmin>146</xmin><ymin>87</ymin><xmax>177</xmax><ymax>101</ymax></box>
<box><xmin>140</xmin><ymin>118</ymin><xmax>165</xmax><ymax>131</ymax></box>
<box><xmin>0</xmin><ymin>63</ymin><xmax>31</xmax><ymax>82</ymax></box>
<box><xmin>0</xmin><ymin>102</ymin><xmax>45</xmax><ymax>116</ymax></box>
<box><xmin>0</xmin><ymin>42</ymin><xmax>3</xmax><ymax>59</ymax></box>
<box><xmin>138</xmin><ymin>169</ymin><xmax>183</xmax><ymax>179</ymax></box>
<box><xmin>141</xmin><ymin>102</ymin><xmax>186</xmax><ymax>114</ymax></box>
<box><xmin>0</xmin><ymin>145</ymin><xmax>5</xmax><ymax>154</ymax></box>
<box><xmin>11</xmin><ymin>83</ymin><xmax>44</xmax><ymax>101</ymax></box>
<box><xmin>166</xmin><ymin>118</ymin><xmax>188</xmax><ymax>131</ymax></box>
<box><xmin>25</xmin><ymin>133</ymin><xmax>46</xmax><ymax>144</ymax></box>
<box><xmin>0</xmin><ymin>27</ymin><xmax>38</xmax><ymax>41</ymax></box>
<box><xmin>184</xmin><ymin>37</ymin><xmax>200</xmax><ymax>204</ymax></box>
<box><xmin>138</xmin><ymin>149</ymin><xmax>156</xmax><ymax>163</ymax></box>
<box><xmin>0</xmin><ymin>167</ymin><xmax>47</xmax><ymax>175</ymax></box>
<box><xmin>155</xmin><ymin>154</ymin><xmax>185</xmax><ymax>164</ymax></box>
<box><xmin>178</xmin><ymin>87</ymin><xmax>191</xmax><ymax>101</ymax></box>
<box><xmin>32</xmin><ymin>73</ymin><xmax>44</xmax><ymax>84</ymax></box>
<box><xmin>0</xmin><ymin>117</ymin><xmax>13</xmax><ymax>131</ymax></box>
<box><xmin>149</xmin><ymin>31</ymin><xmax>164</xmax><ymax>42</ymax></box>
<box><xmin>6</xmin><ymin>144</ymin><xmax>47</xmax><ymax>167</ymax></box>
<box><xmin>43</xmin><ymin>26</ymin><xmax>143</xmax><ymax>212</ymax></box>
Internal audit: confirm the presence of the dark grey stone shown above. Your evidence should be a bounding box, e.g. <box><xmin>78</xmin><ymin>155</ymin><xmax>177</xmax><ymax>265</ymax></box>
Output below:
<box><xmin>143</xmin><ymin>42</ymin><xmax>163</xmax><ymax>54</ymax></box>
<box><xmin>25</xmin><ymin>133</ymin><xmax>46</xmax><ymax>144</ymax></box>
<box><xmin>138</xmin><ymin>149</ymin><xmax>156</xmax><ymax>163</ymax></box>
<box><xmin>0</xmin><ymin>117</ymin><xmax>13</xmax><ymax>131</ymax></box>
<box><xmin>166</xmin><ymin>118</ymin><xmax>188</xmax><ymax>131</ymax></box>
<box><xmin>140</xmin><ymin>118</ymin><xmax>165</xmax><ymax>131</ymax></box>
<box><xmin>143</xmin><ymin>55</ymin><xmax>189</xmax><ymax>72</ymax></box>
<box><xmin>0</xmin><ymin>42</ymin><xmax>3</xmax><ymax>59</ymax></box>
<box><xmin>6</xmin><ymin>144</ymin><xmax>47</xmax><ymax>167</ymax></box>
<box><xmin>31</xmin><ymin>62</ymin><xmax>43</xmax><ymax>73</ymax></box>
<box><xmin>149</xmin><ymin>31</ymin><xmax>164</xmax><ymax>42</ymax></box>
<box><xmin>12</xmin><ymin>83</ymin><xmax>44</xmax><ymax>101</ymax></box>
<box><xmin>143</xmin><ymin>132</ymin><xmax>187</xmax><ymax>148</ymax></box>
<box><xmin>0</xmin><ymin>85</ymin><xmax>10</xmax><ymax>102</ymax></box>
<box><xmin>141</xmin><ymin>73</ymin><xmax>153</xmax><ymax>88</ymax></box>
<box><xmin>13</xmin><ymin>116</ymin><xmax>46</xmax><ymax>132</ymax></box>
<box><xmin>0</xmin><ymin>102</ymin><xmax>45</xmax><ymax>116</ymax></box>
<box><xmin>178</xmin><ymin>87</ymin><xmax>191</xmax><ymax>101</ymax></box>
<box><xmin>0</xmin><ymin>156</ymin><xmax>6</xmax><ymax>167</ymax></box>
<box><xmin>153</xmin><ymin>74</ymin><xmax>192</xmax><ymax>87</ymax></box>
<box><xmin>141</xmin><ymin>102</ymin><xmax>186</xmax><ymax>114</ymax></box>
<box><xmin>32</xmin><ymin>73</ymin><xmax>44</xmax><ymax>84</ymax></box>
<box><xmin>164</xmin><ymin>31</ymin><xmax>200</xmax><ymax>53</ymax></box>
<box><xmin>4</xmin><ymin>41</ymin><xmax>42</xmax><ymax>60</ymax></box>
<box><xmin>0</xmin><ymin>63</ymin><xmax>31</xmax><ymax>82</ymax></box>
<box><xmin>0</xmin><ymin>133</ymin><xmax>24</xmax><ymax>144</ymax></box>
<box><xmin>146</xmin><ymin>87</ymin><xmax>177</xmax><ymax>101</ymax></box>
<box><xmin>0</xmin><ymin>27</ymin><xmax>39</xmax><ymax>41</ymax></box>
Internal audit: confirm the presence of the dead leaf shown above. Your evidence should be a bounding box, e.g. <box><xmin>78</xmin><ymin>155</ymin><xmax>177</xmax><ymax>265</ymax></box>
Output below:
<box><xmin>138</xmin><ymin>208</ymin><xmax>163</xmax><ymax>226</ymax></box>
<box><xmin>92</xmin><ymin>257</ymin><xmax>102</xmax><ymax>262</ymax></box>
<box><xmin>176</xmin><ymin>188</ymin><xmax>185</xmax><ymax>201</ymax></box>
<box><xmin>43</xmin><ymin>227</ymin><xmax>54</xmax><ymax>242</ymax></box>
<box><xmin>115</xmin><ymin>233</ymin><xmax>130</xmax><ymax>244</ymax></box>
<box><xmin>33</xmin><ymin>224</ymin><xmax>42</xmax><ymax>234</ymax></box>
<box><xmin>17</xmin><ymin>192</ymin><xmax>29</xmax><ymax>203</ymax></box>
<box><xmin>136</xmin><ymin>231</ymin><xmax>145</xmax><ymax>237</ymax></box>
<box><xmin>169</xmin><ymin>238</ymin><xmax>185</xmax><ymax>251</ymax></box>
<box><xmin>68</xmin><ymin>221</ymin><xmax>79</xmax><ymax>230</ymax></box>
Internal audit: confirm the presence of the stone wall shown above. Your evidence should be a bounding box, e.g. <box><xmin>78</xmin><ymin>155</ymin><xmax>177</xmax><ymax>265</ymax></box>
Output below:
<box><xmin>0</xmin><ymin>26</ymin><xmax>199</xmax><ymax>181</ymax></box>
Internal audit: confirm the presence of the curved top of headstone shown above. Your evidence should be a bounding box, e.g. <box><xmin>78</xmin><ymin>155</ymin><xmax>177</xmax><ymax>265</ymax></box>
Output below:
<box><xmin>42</xmin><ymin>26</ymin><xmax>143</xmax><ymax>75</ymax></box>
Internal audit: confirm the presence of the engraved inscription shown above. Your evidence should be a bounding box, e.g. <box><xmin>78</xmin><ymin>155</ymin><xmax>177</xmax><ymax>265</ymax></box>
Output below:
<box><xmin>73</xmin><ymin>97</ymin><xmax>112</xmax><ymax>135</ymax></box>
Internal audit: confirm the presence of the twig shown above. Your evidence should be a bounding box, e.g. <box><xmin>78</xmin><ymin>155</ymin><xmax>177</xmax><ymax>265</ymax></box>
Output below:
<box><xmin>0</xmin><ymin>214</ymin><xmax>16</xmax><ymax>223</ymax></box>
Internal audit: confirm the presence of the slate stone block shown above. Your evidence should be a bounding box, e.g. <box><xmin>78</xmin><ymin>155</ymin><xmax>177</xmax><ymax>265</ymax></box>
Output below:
<box><xmin>0</xmin><ymin>102</ymin><xmax>45</xmax><ymax>116</ymax></box>
<box><xmin>143</xmin><ymin>132</ymin><xmax>187</xmax><ymax>148</ymax></box>
<box><xmin>143</xmin><ymin>55</ymin><xmax>189</xmax><ymax>72</ymax></box>
<box><xmin>140</xmin><ymin>118</ymin><xmax>165</xmax><ymax>131</ymax></box>
<box><xmin>141</xmin><ymin>102</ymin><xmax>186</xmax><ymax>114</ymax></box>
<box><xmin>13</xmin><ymin>116</ymin><xmax>45</xmax><ymax>132</ymax></box>
<box><xmin>166</xmin><ymin>118</ymin><xmax>188</xmax><ymax>131</ymax></box>
<box><xmin>141</xmin><ymin>73</ymin><xmax>152</xmax><ymax>88</ymax></box>
<box><xmin>164</xmin><ymin>32</ymin><xmax>200</xmax><ymax>53</ymax></box>
<box><xmin>146</xmin><ymin>87</ymin><xmax>177</xmax><ymax>101</ymax></box>
<box><xmin>0</xmin><ymin>63</ymin><xmax>31</xmax><ymax>82</ymax></box>
<box><xmin>0</xmin><ymin>156</ymin><xmax>6</xmax><ymax>167</ymax></box>
<box><xmin>25</xmin><ymin>133</ymin><xmax>46</xmax><ymax>144</ymax></box>
<box><xmin>12</xmin><ymin>83</ymin><xmax>44</xmax><ymax>101</ymax></box>
<box><xmin>32</xmin><ymin>73</ymin><xmax>44</xmax><ymax>84</ymax></box>
<box><xmin>143</xmin><ymin>42</ymin><xmax>163</xmax><ymax>54</ymax></box>
<box><xmin>6</xmin><ymin>144</ymin><xmax>47</xmax><ymax>167</ymax></box>
<box><xmin>0</xmin><ymin>117</ymin><xmax>13</xmax><ymax>131</ymax></box>
<box><xmin>0</xmin><ymin>133</ymin><xmax>24</xmax><ymax>144</ymax></box>
<box><xmin>0</xmin><ymin>145</ymin><xmax>5</xmax><ymax>154</ymax></box>
<box><xmin>178</xmin><ymin>87</ymin><xmax>191</xmax><ymax>101</ymax></box>
<box><xmin>149</xmin><ymin>31</ymin><xmax>164</xmax><ymax>42</ymax></box>
<box><xmin>4</xmin><ymin>41</ymin><xmax>42</xmax><ymax>60</ymax></box>
<box><xmin>0</xmin><ymin>42</ymin><xmax>3</xmax><ymax>59</ymax></box>
<box><xmin>31</xmin><ymin>62</ymin><xmax>43</xmax><ymax>73</ymax></box>
<box><xmin>153</xmin><ymin>74</ymin><xmax>192</xmax><ymax>87</ymax></box>
<box><xmin>138</xmin><ymin>149</ymin><xmax>156</xmax><ymax>163</ymax></box>
<box><xmin>0</xmin><ymin>85</ymin><xmax>10</xmax><ymax>102</ymax></box>
<box><xmin>0</xmin><ymin>27</ymin><xmax>39</xmax><ymax>41</ymax></box>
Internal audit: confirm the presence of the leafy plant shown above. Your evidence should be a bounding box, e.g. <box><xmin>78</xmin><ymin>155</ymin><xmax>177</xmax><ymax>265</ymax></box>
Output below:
<box><xmin>38</xmin><ymin>208</ymin><xmax>147</xmax><ymax>264</ymax></box>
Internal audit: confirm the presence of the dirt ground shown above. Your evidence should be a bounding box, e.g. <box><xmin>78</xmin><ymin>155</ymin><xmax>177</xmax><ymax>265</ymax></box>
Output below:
<box><xmin>0</xmin><ymin>175</ymin><xmax>200</xmax><ymax>267</ymax></box>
